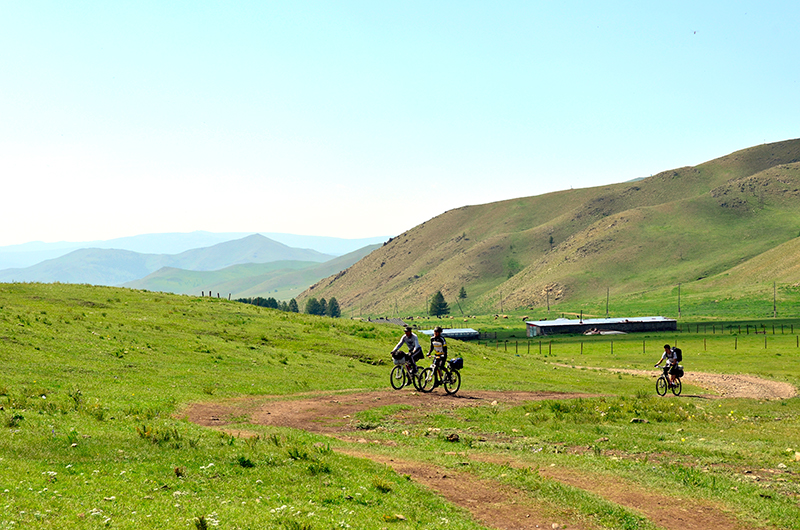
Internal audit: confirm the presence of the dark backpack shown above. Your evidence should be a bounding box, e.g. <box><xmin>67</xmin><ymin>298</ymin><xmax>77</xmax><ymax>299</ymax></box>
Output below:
<box><xmin>672</xmin><ymin>347</ymin><xmax>682</xmax><ymax>362</ymax></box>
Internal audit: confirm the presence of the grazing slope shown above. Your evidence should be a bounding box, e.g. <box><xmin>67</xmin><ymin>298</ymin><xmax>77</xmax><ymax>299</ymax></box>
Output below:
<box><xmin>298</xmin><ymin>139</ymin><xmax>800</xmax><ymax>315</ymax></box>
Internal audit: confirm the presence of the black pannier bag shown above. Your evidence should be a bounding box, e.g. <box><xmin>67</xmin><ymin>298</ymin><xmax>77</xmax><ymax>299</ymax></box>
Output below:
<box><xmin>448</xmin><ymin>357</ymin><xmax>463</xmax><ymax>370</ymax></box>
<box><xmin>412</xmin><ymin>350</ymin><xmax>424</xmax><ymax>362</ymax></box>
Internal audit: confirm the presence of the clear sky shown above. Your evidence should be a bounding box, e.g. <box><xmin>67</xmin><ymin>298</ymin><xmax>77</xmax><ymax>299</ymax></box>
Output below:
<box><xmin>1</xmin><ymin>1</ymin><xmax>798</xmax><ymax>246</ymax></box>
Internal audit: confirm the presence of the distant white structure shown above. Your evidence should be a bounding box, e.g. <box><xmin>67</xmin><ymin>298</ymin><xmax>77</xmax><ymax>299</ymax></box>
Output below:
<box><xmin>420</xmin><ymin>328</ymin><xmax>480</xmax><ymax>341</ymax></box>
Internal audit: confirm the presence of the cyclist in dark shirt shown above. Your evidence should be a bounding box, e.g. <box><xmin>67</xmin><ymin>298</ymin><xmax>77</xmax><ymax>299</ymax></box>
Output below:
<box><xmin>427</xmin><ymin>326</ymin><xmax>448</xmax><ymax>387</ymax></box>
<box><xmin>654</xmin><ymin>344</ymin><xmax>680</xmax><ymax>387</ymax></box>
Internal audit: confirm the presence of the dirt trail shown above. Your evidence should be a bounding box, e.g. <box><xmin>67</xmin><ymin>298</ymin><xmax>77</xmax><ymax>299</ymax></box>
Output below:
<box><xmin>339</xmin><ymin>449</ymin><xmax>589</xmax><ymax>530</ymax></box>
<box><xmin>561</xmin><ymin>364</ymin><xmax>797</xmax><ymax>400</ymax></box>
<box><xmin>470</xmin><ymin>454</ymin><xmax>749</xmax><ymax>530</ymax></box>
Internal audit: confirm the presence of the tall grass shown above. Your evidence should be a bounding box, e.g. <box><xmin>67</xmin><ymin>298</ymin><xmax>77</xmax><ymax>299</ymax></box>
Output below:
<box><xmin>1</xmin><ymin>282</ymin><xmax>799</xmax><ymax>528</ymax></box>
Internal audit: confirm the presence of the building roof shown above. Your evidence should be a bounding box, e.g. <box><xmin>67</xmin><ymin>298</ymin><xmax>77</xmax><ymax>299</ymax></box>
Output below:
<box><xmin>526</xmin><ymin>316</ymin><xmax>675</xmax><ymax>327</ymax></box>
<box><xmin>420</xmin><ymin>328</ymin><xmax>479</xmax><ymax>338</ymax></box>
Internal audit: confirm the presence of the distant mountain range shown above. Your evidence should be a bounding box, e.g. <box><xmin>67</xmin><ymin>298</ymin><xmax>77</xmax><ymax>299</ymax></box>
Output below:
<box><xmin>0</xmin><ymin>231</ymin><xmax>388</xmax><ymax>270</ymax></box>
<box><xmin>0</xmin><ymin>234</ymin><xmax>382</xmax><ymax>298</ymax></box>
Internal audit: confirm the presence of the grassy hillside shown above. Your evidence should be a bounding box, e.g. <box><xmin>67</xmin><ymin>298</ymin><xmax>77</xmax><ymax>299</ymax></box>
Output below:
<box><xmin>298</xmin><ymin>139</ymin><xmax>800</xmax><ymax>317</ymax></box>
<box><xmin>1</xmin><ymin>283</ymin><xmax>799</xmax><ymax>529</ymax></box>
<box><xmin>123</xmin><ymin>261</ymin><xmax>318</xmax><ymax>297</ymax></box>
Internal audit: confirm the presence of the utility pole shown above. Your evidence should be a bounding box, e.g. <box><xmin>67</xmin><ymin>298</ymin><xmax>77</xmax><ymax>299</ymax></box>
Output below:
<box><xmin>678</xmin><ymin>283</ymin><xmax>681</xmax><ymax>318</ymax></box>
<box><xmin>774</xmin><ymin>281</ymin><xmax>777</xmax><ymax>318</ymax></box>
<box><xmin>606</xmin><ymin>287</ymin><xmax>609</xmax><ymax>317</ymax></box>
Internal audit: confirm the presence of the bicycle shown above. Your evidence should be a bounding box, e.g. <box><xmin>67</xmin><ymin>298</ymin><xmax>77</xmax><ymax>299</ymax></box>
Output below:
<box><xmin>419</xmin><ymin>356</ymin><xmax>462</xmax><ymax>395</ymax></box>
<box><xmin>390</xmin><ymin>351</ymin><xmax>422</xmax><ymax>391</ymax></box>
<box><xmin>655</xmin><ymin>365</ymin><xmax>682</xmax><ymax>396</ymax></box>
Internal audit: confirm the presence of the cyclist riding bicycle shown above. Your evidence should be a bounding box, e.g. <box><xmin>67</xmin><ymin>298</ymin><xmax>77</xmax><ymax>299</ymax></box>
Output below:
<box><xmin>427</xmin><ymin>326</ymin><xmax>448</xmax><ymax>387</ymax></box>
<box><xmin>391</xmin><ymin>326</ymin><xmax>423</xmax><ymax>375</ymax></box>
<box><xmin>654</xmin><ymin>344</ymin><xmax>680</xmax><ymax>387</ymax></box>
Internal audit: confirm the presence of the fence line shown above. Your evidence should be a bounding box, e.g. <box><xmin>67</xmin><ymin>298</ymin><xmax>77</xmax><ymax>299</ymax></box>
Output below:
<box><xmin>477</xmin><ymin>334</ymin><xmax>800</xmax><ymax>354</ymax></box>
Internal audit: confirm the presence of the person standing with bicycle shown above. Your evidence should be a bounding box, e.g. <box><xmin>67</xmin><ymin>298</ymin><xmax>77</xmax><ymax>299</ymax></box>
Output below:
<box><xmin>427</xmin><ymin>326</ymin><xmax>448</xmax><ymax>388</ymax></box>
<box><xmin>654</xmin><ymin>344</ymin><xmax>680</xmax><ymax>387</ymax></box>
<box><xmin>391</xmin><ymin>326</ymin><xmax>422</xmax><ymax>375</ymax></box>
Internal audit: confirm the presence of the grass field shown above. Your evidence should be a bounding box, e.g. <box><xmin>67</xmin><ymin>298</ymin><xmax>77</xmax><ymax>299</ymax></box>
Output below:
<box><xmin>1</xmin><ymin>283</ymin><xmax>799</xmax><ymax>529</ymax></box>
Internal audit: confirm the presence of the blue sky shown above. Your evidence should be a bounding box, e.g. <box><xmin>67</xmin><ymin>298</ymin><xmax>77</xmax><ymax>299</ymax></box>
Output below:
<box><xmin>1</xmin><ymin>1</ymin><xmax>798</xmax><ymax>246</ymax></box>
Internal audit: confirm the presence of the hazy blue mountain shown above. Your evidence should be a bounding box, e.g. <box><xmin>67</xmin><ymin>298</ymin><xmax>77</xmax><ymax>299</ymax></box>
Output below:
<box><xmin>0</xmin><ymin>231</ymin><xmax>389</xmax><ymax>269</ymax></box>
<box><xmin>0</xmin><ymin>249</ymin><xmax>168</xmax><ymax>285</ymax></box>
<box><xmin>165</xmin><ymin>234</ymin><xmax>333</xmax><ymax>271</ymax></box>
<box><xmin>0</xmin><ymin>234</ymin><xmax>335</xmax><ymax>286</ymax></box>
<box><xmin>260</xmin><ymin>234</ymin><xmax>388</xmax><ymax>256</ymax></box>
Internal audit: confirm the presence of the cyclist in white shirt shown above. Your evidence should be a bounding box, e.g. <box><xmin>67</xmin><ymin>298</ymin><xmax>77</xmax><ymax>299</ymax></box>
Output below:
<box><xmin>391</xmin><ymin>326</ymin><xmax>422</xmax><ymax>374</ymax></box>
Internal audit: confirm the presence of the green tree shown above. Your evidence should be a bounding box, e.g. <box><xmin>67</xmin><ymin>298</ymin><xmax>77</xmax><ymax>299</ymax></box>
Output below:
<box><xmin>327</xmin><ymin>297</ymin><xmax>341</xmax><ymax>318</ymax></box>
<box><xmin>319</xmin><ymin>298</ymin><xmax>328</xmax><ymax>316</ymax></box>
<box><xmin>429</xmin><ymin>291</ymin><xmax>450</xmax><ymax>317</ymax></box>
<box><xmin>288</xmin><ymin>298</ymin><xmax>299</xmax><ymax>313</ymax></box>
<box><xmin>458</xmin><ymin>286</ymin><xmax>467</xmax><ymax>300</ymax></box>
<box><xmin>305</xmin><ymin>297</ymin><xmax>322</xmax><ymax>315</ymax></box>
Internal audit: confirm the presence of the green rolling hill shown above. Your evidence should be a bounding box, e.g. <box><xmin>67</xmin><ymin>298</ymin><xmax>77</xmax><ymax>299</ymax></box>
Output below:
<box><xmin>124</xmin><ymin>244</ymin><xmax>381</xmax><ymax>299</ymax></box>
<box><xmin>296</xmin><ymin>139</ymin><xmax>800</xmax><ymax>317</ymax></box>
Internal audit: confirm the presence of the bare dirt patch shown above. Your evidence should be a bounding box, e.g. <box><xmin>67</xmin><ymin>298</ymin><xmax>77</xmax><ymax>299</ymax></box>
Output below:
<box><xmin>182</xmin><ymin>382</ymin><xmax>790</xmax><ymax>530</ymax></box>
<box><xmin>183</xmin><ymin>389</ymin><xmax>599</xmax><ymax>432</ymax></box>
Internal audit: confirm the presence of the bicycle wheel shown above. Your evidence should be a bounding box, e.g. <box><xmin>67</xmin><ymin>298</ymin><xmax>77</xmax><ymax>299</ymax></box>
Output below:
<box><xmin>443</xmin><ymin>369</ymin><xmax>461</xmax><ymax>395</ymax></box>
<box><xmin>418</xmin><ymin>367</ymin><xmax>435</xmax><ymax>393</ymax></box>
<box><xmin>656</xmin><ymin>376</ymin><xmax>667</xmax><ymax>396</ymax></box>
<box><xmin>410</xmin><ymin>367</ymin><xmax>424</xmax><ymax>391</ymax></box>
<box><xmin>671</xmin><ymin>377</ymin><xmax>682</xmax><ymax>396</ymax></box>
<box><xmin>390</xmin><ymin>365</ymin><xmax>406</xmax><ymax>390</ymax></box>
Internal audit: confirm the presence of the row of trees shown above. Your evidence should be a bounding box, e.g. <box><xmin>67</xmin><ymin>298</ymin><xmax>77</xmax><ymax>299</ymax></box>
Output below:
<box><xmin>235</xmin><ymin>296</ymin><xmax>342</xmax><ymax>318</ymax></box>
<box><xmin>236</xmin><ymin>296</ymin><xmax>300</xmax><ymax>312</ymax></box>
<box><xmin>240</xmin><ymin>288</ymin><xmax>466</xmax><ymax>319</ymax></box>
<box><xmin>305</xmin><ymin>297</ymin><xmax>341</xmax><ymax>317</ymax></box>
